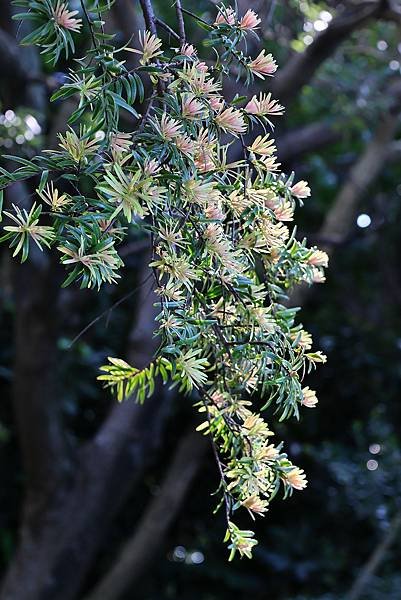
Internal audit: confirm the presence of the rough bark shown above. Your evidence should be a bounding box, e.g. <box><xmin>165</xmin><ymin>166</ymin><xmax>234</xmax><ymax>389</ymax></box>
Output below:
<box><xmin>0</xmin><ymin>268</ymin><xmax>171</xmax><ymax>600</ymax></box>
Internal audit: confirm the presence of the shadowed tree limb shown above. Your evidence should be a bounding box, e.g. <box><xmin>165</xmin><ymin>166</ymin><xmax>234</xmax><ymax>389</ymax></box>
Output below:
<box><xmin>0</xmin><ymin>0</ymin><xmax>171</xmax><ymax>593</ymax></box>
<box><xmin>2</xmin><ymin>14</ymin><xmax>65</xmax><ymax>524</ymax></box>
<box><xmin>272</xmin><ymin>1</ymin><xmax>388</xmax><ymax>104</ymax></box>
<box><xmin>84</xmin><ymin>429</ymin><xmax>208</xmax><ymax>600</ymax></box>
<box><xmin>347</xmin><ymin>510</ymin><xmax>401</xmax><ymax>600</ymax></box>
<box><xmin>111</xmin><ymin>0</ymin><xmax>140</xmax><ymax>41</ymax></box>
<box><xmin>318</xmin><ymin>115</ymin><xmax>398</xmax><ymax>245</ymax></box>
<box><xmin>0</xmin><ymin>261</ymin><xmax>172</xmax><ymax>600</ymax></box>
<box><xmin>89</xmin><ymin>269</ymin><xmax>164</xmax><ymax>460</ymax></box>
<box><xmin>7</xmin><ymin>182</ymin><xmax>70</xmax><ymax>520</ymax></box>
<box><xmin>139</xmin><ymin>0</ymin><xmax>158</xmax><ymax>36</ymax></box>
<box><xmin>289</xmin><ymin>94</ymin><xmax>401</xmax><ymax>307</ymax></box>
<box><xmin>277</xmin><ymin>120</ymin><xmax>343</xmax><ymax>164</ymax></box>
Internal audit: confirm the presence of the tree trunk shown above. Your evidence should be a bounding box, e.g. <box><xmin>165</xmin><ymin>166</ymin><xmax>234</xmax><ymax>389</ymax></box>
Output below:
<box><xmin>1</xmin><ymin>268</ymin><xmax>171</xmax><ymax>600</ymax></box>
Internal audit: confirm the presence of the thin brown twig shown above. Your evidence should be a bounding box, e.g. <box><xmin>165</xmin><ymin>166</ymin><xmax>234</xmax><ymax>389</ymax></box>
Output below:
<box><xmin>79</xmin><ymin>0</ymin><xmax>112</xmax><ymax>131</ymax></box>
<box><xmin>175</xmin><ymin>0</ymin><xmax>186</xmax><ymax>44</ymax></box>
<box><xmin>68</xmin><ymin>273</ymin><xmax>153</xmax><ymax>347</ymax></box>
<box><xmin>139</xmin><ymin>0</ymin><xmax>157</xmax><ymax>36</ymax></box>
<box><xmin>202</xmin><ymin>398</ymin><xmax>232</xmax><ymax>524</ymax></box>
<box><xmin>154</xmin><ymin>18</ymin><xmax>180</xmax><ymax>41</ymax></box>
<box><xmin>138</xmin><ymin>91</ymin><xmax>157</xmax><ymax>133</ymax></box>
<box><xmin>139</xmin><ymin>0</ymin><xmax>165</xmax><ymax>95</ymax></box>
<box><xmin>180</xmin><ymin>6</ymin><xmax>209</xmax><ymax>27</ymax></box>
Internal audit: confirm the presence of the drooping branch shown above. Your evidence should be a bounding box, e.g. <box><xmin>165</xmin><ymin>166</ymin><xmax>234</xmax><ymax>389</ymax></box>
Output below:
<box><xmin>0</xmin><ymin>2</ymin><xmax>356</xmax><ymax>596</ymax></box>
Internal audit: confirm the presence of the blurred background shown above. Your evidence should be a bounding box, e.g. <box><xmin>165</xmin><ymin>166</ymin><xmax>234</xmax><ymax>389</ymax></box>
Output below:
<box><xmin>1</xmin><ymin>1</ymin><xmax>401</xmax><ymax>599</ymax></box>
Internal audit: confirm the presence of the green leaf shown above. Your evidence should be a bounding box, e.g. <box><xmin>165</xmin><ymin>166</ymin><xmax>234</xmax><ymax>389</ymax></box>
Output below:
<box><xmin>38</xmin><ymin>170</ymin><xmax>49</xmax><ymax>194</ymax></box>
<box><xmin>134</xmin><ymin>74</ymin><xmax>144</xmax><ymax>103</ymax></box>
<box><xmin>51</xmin><ymin>86</ymin><xmax>78</xmax><ymax>103</ymax></box>
<box><xmin>231</xmin><ymin>95</ymin><xmax>247</xmax><ymax>106</ymax></box>
<box><xmin>107</xmin><ymin>91</ymin><xmax>140</xmax><ymax>118</ymax></box>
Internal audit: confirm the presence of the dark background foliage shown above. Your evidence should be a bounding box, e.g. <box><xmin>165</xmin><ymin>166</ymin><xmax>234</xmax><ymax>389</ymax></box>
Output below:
<box><xmin>1</xmin><ymin>1</ymin><xmax>401</xmax><ymax>599</ymax></box>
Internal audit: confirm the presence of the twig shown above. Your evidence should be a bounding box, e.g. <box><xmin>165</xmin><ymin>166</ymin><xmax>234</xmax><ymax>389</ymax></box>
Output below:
<box><xmin>139</xmin><ymin>0</ymin><xmax>166</xmax><ymax>95</ymax></box>
<box><xmin>68</xmin><ymin>273</ymin><xmax>152</xmax><ymax>347</ymax></box>
<box><xmin>138</xmin><ymin>91</ymin><xmax>157</xmax><ymax>133</ymax></box>
<box><xmin>80</xmin><ymin>0</ymin><xmax>97</xmax><ymax>49</ymax></box>
<box><xmin>175</xmin><ymin>0</ymin><xmax>186</xmax><ymax>44</ymax></box>
<box><xmin>180</xmin><ymin>6</ymin><xmax>210</xmax><ymax>27</ymax></box>
<box><xmin>83</xmin><ymin>430</ymin><xmax>207</xmax><ymax>600</ymax></box>
<box><xmin>203</xmin><ymin>400</ymin><xmax>232</xmax><ymax>524</ymax></box>
<box><xmin>139</xmin><ymin>0</ymin><xmax>157</xmax><ymax>37</ymax></box>
<box><xmin>154</xmin><ymin>18</ymin><xmax>180</xmax><ymax>41</ymax></box>
<box><xmin>80</xmin><ymin>0</ymin><xmax>112</xmax><ymax>131</ymax></box>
